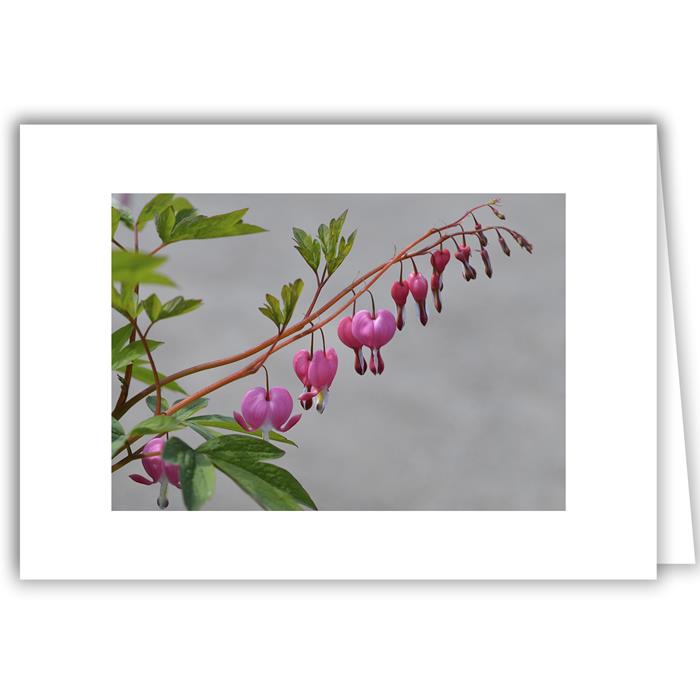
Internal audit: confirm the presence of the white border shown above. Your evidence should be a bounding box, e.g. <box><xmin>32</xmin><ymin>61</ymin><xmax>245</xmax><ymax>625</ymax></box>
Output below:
<box><xmin>19</xmin><ymin>125</ymin><xmax>657</xmax><ymax>579</ymax></box>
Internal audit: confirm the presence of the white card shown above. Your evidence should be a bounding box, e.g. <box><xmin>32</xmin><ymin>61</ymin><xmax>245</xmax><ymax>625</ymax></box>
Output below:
<box><xmin>658</xmin><ymin>162</ymin><xmax>694</xmax><ymax>564</ymax></box>
<box><xmin>20</xmin><ymin>124</ymin><xmax>660</xmax><ymax>579</ymax></box>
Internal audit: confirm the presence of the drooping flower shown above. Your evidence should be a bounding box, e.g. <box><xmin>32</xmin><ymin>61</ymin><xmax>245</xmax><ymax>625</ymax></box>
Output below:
<box><xmin>337</xmin><ymin>315</ymin><xmax>367</xmax><ymax>375</ymax></box>
<box><xmin>429</xmin><ymin>248</ymin><xmax>450</xmax><ymax>313</ymax></box>
<box><xmin>391</xmin><ymin>279</ymin><xmax>410</xmax><ymax>330</ymax></box>
<box><xmin>293</xmin><ymin>349</ymin><xmax>314</xmax><ymax>410</ymax></box>
<box><xmin>351</xmin><ymin>308</ymin><xmax>397</xmax><ymax>375</ymax></box>
<box><xmin>129</xmin><ymin>436</ymin><xmax>180</xmax><ymax>510</ymax></box>
<box><xmin>454</xmin><ymin>243</ymin><xmax>477</xmax><ymax>281</ymax></box>
<box><xmin>480</xmin><ymin>246</ymin><xmax>493</xmax><ymax>278</ymax></box>
<box><xmin>234</xmin><ymin>385</ymin><xmax>301</xmax><ymax>438</ymax></box>
<box><xmin>296</xmin><ymin>348</ymin><xmax>338</xmax><ymax>413</ymax></box>
<box><xmin>407</xmin><ymin>270</ymin><xmax>429</xmax><ymax>326</ymax></box>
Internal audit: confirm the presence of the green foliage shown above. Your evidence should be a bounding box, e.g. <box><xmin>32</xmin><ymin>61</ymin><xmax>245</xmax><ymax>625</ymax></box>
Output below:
<box><xmin>136</xmin><ymin>194</ymin><xmax>175</xmax><ymax>230</ymax></box>
<box><xmin>170</xmin><ymin>397</ymin><xmax>209</xmax><ymax>421</ymax></box>
<box><xmin>158</xmin><ymin>207</ymin><xmax>267</xmax><ymax>244</ymax></box>
<box><xmin>146</xmin><ymin>395</ymin><xmax>170</xmax><ymax>413</ymax></box>
<box><xmin>112</xmin><ymin>323</ymin><xmax>134</xmax><ymax>353</ymax></box>
<box><xmin>196</xmin><ymin>434</ymin><xmax>315</xmax><ymax>510</ymax></box>
<box><xmin>155</xmin><ymin>206</ymin><xmax>176</xmax><ymax>240</ymax></box>
<box><xmin>163</xmin><ymin>437</ymin><xmax>216</xmax><ymax>511</ymax></box>
<box><xmin>112</xmin><ymin>284</ymin><xmax>140</xmax><ymax>318</ymax></box>
<box><xmin>111</xmin><ymin>418</ymin><xmax>127</xmax><ymax>457</ymax></box>
<box><xmin>185</xmin><ymin>414</ymin><xmax>297</xmax><ymax>446</ymax></box>
<box><xmin>112</xmin><ymin>204</ymin><xmax>134</xmax><ymax>237</ymax></box>
<box><xmin>112</xmin><ymin>250</ymin><xmax>175</xmax><ymax>287</ymax></box>
<box><xmin>292</xmin><ymin>210</ymin><xmax>356</xmax><ymax>278</ymax></box>
<box><xmin>143</xmin><ymin>294</ymin><xmax>203</xmax><ymax>324</ymax></box>
<box><xmin>128</xmin><ymin>414</ymin><xmax>185</xmax><ymax>438</ymax></box>
<box><xmin>292</xmin><ymin>227</ymin><xmax>322</xmax><ymax>272</ymax></box>
<box><xmin>112</xmin><ymin>339</ymin><xmax>163</xmax><ymax>371</ymax></box>
<box><xmin>129</xmin><ymin>363</ymin><xmax>187</xmax><ymax>394</ymax></box>
<box><xmin>259</xmin><ymin>278</ymin><xmax>304</xmax><ymax>331</ymax></box>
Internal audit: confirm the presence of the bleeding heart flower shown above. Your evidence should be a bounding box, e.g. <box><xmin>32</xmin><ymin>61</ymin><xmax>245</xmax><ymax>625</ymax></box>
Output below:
<box><xmin>234</xmin><ymin>385</ymin><xmax>301</xmax><ymax>438</ymax></box>
<box><xmin>454</xmin><ymin>244</ymin><xmax>477</xmax><ymax>281</ymax></box>
<box><xmin>407</xmin><ymin>270</ymin><xmax>429</xmax><ymax>326</ymax></box>
<box><xmin>297</xmin><ymin>348</ymin><xmax>338</xmax><ymax>413</ymax></box>
<box><xmin>391</xmin><ymin>279</ymin><xmax>410</xmax><ymax>330</ymax></box>
<box><xmin>480</xmin><ymin>246</ymin><xmax>493</xmax><ymax>278</ymax></box>
<box><xmin>351</xmin><ymin>308</ymin><xmax>396</xmax><ymax>375</ymax></box>
<box><xmin>337</xmin><ymin>315</ymin><xmax>367</xmax><ymax>375</ymax></box>
<box><xmin>129</xmin><ymin>436</ymin><xmax>180</xmax><ymax>510</ymax></box>
<box><xmin>429</xmin><ymin>249</ymin><xmax>450</xmax><ymax>312</ymax></box>
<box><xmin>293</xmin><ymin>349</ymin><xmax>314</xmax><ymax>410</ymax></box>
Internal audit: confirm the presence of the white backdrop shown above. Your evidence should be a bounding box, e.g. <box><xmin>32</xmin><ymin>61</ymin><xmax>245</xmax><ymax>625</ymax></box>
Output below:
<box><xmin>4</xmin><ymin>1</ymin><xmax>699</xmax><ymax>699</ymax></box>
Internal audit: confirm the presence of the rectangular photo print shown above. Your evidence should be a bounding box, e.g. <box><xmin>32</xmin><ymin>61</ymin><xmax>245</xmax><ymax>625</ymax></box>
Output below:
<box><xmin>111</xmin><ymin>193</ymin><xmax>564</xmax><ymax>511</ymax></box>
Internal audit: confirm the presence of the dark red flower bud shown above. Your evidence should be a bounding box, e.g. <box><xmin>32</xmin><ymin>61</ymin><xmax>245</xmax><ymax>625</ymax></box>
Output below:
<box><xmin>454</xmin><ymin>244</ymin><xmax>477</xmax><ymax>281</ymax></box>
<box><xmin>497</xmin><ymin>232</ymin><xmax>511</xmax><ymax>256</ymax></box>
<box><xmin>390</xmin><ymin>279</ymin><xmax>410</xmax><ymax>331</ymax></box>
<box><xmin>480</xmin><ymin>248</ymin><xmax>493</xmax><ymax>278</ymax></box>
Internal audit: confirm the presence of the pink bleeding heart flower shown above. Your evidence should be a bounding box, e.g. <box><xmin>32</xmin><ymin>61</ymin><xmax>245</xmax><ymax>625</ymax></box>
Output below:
<box><xmin>407</xmin><ymin>270</ymin><xmax>429</xmax><ymax>326</ymax></box>
<box><xmin>293</xmin><ymin>349</ymin><xmax>314</xmax><ymax>410</ymax></box>
<box><xmin>429</xmin><ymin>249</ymin><xmax>450</xmax><ymax>313</ymax></box>
<box><xmin>297</xmin><ymin>348</ymin><xmax>338</xmax><ymax>413</ymax></box>
<box><xmin>234</xmin><ymin>385</ymin><xmax>301</xmax><ymax>439</ymax></box>
<box><xmin>390</xmin><ymin>279</ymin><xmax>410</xmax><ymax>330</ymax></box>
<box><xmin>351</xmin><ymin>308</ymin><xmax>397</xmax><ymax>375</ymax></box>
<box><xmin>337</xmin><ymin>315</ymin><xmax>367</xmax><ymax>375</ymax></box>
<box><xmin>454</xmin><ymin>243</ymin><xmax>477</xmax><ymax>281</ymax></box>
<box><xmin>129</xmin><ymin>436</ymin><xmax>181</xmax><ymax>510</ymax></box>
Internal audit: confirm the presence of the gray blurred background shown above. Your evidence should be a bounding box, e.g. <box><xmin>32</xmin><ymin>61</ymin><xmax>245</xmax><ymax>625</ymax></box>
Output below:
<box><xmin>112</xmin><ymin>194</ymin><xmax>565</xmax><ymax>510</ymax></box>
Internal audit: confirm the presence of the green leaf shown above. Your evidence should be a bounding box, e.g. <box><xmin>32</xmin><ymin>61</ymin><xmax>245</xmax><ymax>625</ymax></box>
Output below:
<box><xmin>112</xmin><ymin>323</ymin><xmax>134</xmax><ymax>354</ymax></box>
<box><xmin>112</xmin><ymin>204</ymin><xmax>134</xmax><ymax>236</ymax></box>
<box><xmin>213</xmin><ymin>459</ymin><xmax>316</xmax><ymax>510</ymax></box>
<box><xmin>328</xmin><ymin>230</ymin><xmax>356</xmax><ymax>274</ymax></box>
<box><xmin>259</xmin><ymin>292</ymin><xmax>283</xmax><ymax>330</ymax></box>
<box><xmin>112</xmin><ymin>418</ymin><xmax>127</xmax><ymax>458</ymax></box>
<box><xmin>142</xmin><ymin>294</ymin><xmax>163</xmax><ymax>323</ymax></box>
<box><xmin>112</xmin><ymin>250</ymin><xmax>175</xmax><ymax>287</ymax></box>
<box><xmin>155</xmin><ymin>206</ymin><xmax>176</xmax><ymax>242</ymax></box>
<box><xmin>128</xmin><ymin>414</ymin><xmax>185</xmax><ymax>438</ymax></box>
<box><xmin>186</xmin><ymin>414</ymin><xmax>297</xmax><ymax>446</ymax></box>
<box><xmin>163</xmin><ymin>437</ymin><xmax>216</xmax><ymax>511</ymax></box>
<box><xmin>130</xmin><ymin>364</ymin><xmax>187</xmax><ymax>394</ymax></box>
<box><xmin>292</xmin><ymin>227</ymin><xmax>321</xmax><ymax>271</ymax></box>
<box><xmin>318</xmin><ymin>222</ymin><xmax>333</xmax><ymax>262</ymax></box>
<box><xmin>280</xmin><ymin>278</ymin><xmax>304</xmax><ymax>326</ymax></box>
<box><xmin>164</xmin><ymin>208</ymin><xmax>266</xmax><ymax>243</ymax></box>
<box><xmin>158</xmin><ymin>296</ymin><xmax>202</xmax><ymax>320</ymax></box>
<box><xmin>136</xmin><ymin>194</ymin><xmax>175</xmax><ymax>229</ymax></box>
<box><xmin>112</xmin><ymin>284</ymin><xmax>139</xmax><ymax>317</ymax></box>
<box><xmin>111</xmin><ymin>339</ymin><xmax>163</xmax><ymax>371</ymax></box>
<box><xmin>196</xmin><ymin>433</ymin><xmax>285</xmax><ymax>463</ymax></box>
<box><xmin>186</xmin><ymin>421</ymin><xmax>221</xmax><ymax>441</ymax></box>
<box><xmin>146</xmin><ymin>395</ymin><xmax>169</xmax><ymax>413</ymax></box>
<box><xmin>170</xmin><ymin>196</ymin><xmax>193</xmax><ymax>213</ymax></box>
<box><xmin>171</xmin><ymin>397</ymin><xmax>209</xmax><ymax>421</ymax></box>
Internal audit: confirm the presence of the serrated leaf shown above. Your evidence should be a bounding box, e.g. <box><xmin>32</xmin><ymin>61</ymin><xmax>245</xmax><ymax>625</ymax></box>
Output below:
<box><xmin>112</xmin><ymin>418</ymin><xmax>127</xmax><ymax>458</ymax></box>
<box><xmin>146</xmin><ymin>395</ymin><xmax>169</xmax><ymax>414</ymax></box>
<box><xmin>165</xmin><ymin>208</ymin><xmax>266</xmax><ymax>242</ymax></box>
<box><xmin>259</xmin><ymin>292</ymin><xmax>283</xmax><ymax>329</ymax></box>
<box><xmin>128</xmin><ymin>414</ymin><xmax>185</xmax><ymax>438</ymax></box>
<box><xmin>213</xmin><ymin>458</ymin><xmax>315</xmax><ymax>510</ymax></box>
<box><xmin>186</xmin><ymin>414</ymin><xmax>297</xmax><ymax>446</ymax></box>
<box><xmin>111</xmin><ymin>339</ymin><xmax>163</xmax><ymax>371</ymax></box>
<box><xmin>327</xmin><ymin>230</ymin><xmax>357</xmax><ymax>275</ymax></box>
<box><xmin>112</xmin><ymin>284</ymin><xmax>139</xmax><ymax>317</ymax></box>
<box><xmin>163</xmin><ymin>437</ymin><xmax>216</xmax><ymax>511</ymax></box>
<box><xmin>112</xmin><ymin>250</ymin><xmax>175</xmax><ymax>287</ymax></box>
<box><xmin>136</xmin><ymin>194</ymin><xmax>175</xmax><ymax>229</ymax></box>
<box><xmin>155</xmin><ymin>206</ymin><xmax>176</xmax><ymax>242</ymax></box>
<box><xmin>130</xmin><ymin>364</ymin><xmax>187</xmax><ymax>394</ymax></box>
<box><xmin>112</xmin><ymin>323</ymin><xmax>134</xmax><ymax>354</ymax></box>
<box><xmin>142</xmin><ymin>293</ymin><xmax>163</xmax><ymax>323</ymax></box>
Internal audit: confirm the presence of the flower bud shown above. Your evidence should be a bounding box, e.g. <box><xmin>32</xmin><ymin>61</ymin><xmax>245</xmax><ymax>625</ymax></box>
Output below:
<box><xmin>480</xmin><ymin>248</ymin><xmax>493</xmax><ymax>278</ymax></box>
<box><xmin>407</xmin><ymin>270</ymin><xmax>429</xmax><ymax>326</ymax></box>
<box><xmin>390</xmin><ymin>279</ymin><xmax>410</xmax><ymax>331</ymax></box>
<box><xmin>497</xmin><ymin>231</ymin><xmax>511</xmax><ymax>256</ymax></box>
